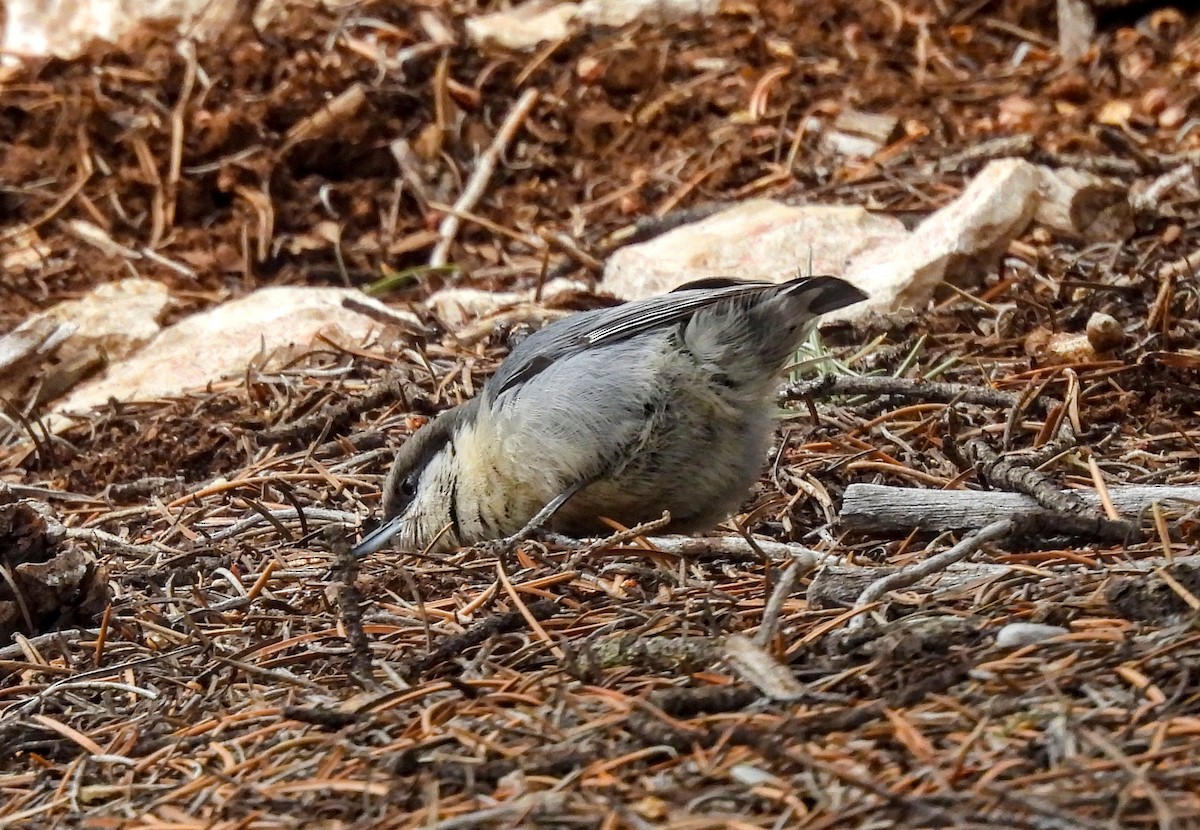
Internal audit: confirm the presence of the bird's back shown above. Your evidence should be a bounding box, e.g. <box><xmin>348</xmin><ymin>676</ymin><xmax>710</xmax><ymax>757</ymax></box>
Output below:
<box><xmin>472</xmin><ymin>276</ymin><xmax>866</xmax><ymax>536</ymax></box>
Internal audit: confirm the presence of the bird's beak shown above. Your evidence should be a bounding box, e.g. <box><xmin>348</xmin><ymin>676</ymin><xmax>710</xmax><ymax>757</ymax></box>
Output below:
<box><xmin>351</xmin><ymin>515</ymin><xmax>406</xmax><ymax>558</ymax></box>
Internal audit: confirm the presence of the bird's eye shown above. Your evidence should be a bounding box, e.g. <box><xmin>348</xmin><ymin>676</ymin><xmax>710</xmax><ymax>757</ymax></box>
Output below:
<box><xmin>400</xmin><ymin>476</ymin><xmax>417</xmax><ymax>498</ymax></box>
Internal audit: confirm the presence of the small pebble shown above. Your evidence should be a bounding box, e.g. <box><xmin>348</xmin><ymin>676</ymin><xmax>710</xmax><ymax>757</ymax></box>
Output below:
<box><xmin>994</xmin><ymin>622</ymin><xmax>1068</xmax><ymax>648</ymax></box>
<box><xmin>1086</xmin><ymin>312</ymin><xmax>1125</xmax><ymax>352</ymax></box>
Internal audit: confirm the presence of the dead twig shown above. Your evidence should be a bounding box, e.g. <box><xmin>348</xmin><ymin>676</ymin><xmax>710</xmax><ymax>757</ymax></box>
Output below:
<box><xmin>404</xmin><ymin>598</ymin><xmax>560</xmax><ymax>678</ymax></box>
<box><xmin>329</xmin><ymin>526</ymin><xmax>374</xmax><ymax>683</ymax></box>
<box><xmin>566</xmin><ymin>511</ymin><xmax>673</xmax><ymax>564</ymax></box>
<box><xmin>944</xmin><ymin>408</ymin><xmax>1137</xmax><ymax>542</ymax></box>
<box><xmin>755</xmin><ymin>556</ymin><xmax>804</xmax><ymax>646</ymax></box>
<box><xmin>848</xmin><ymin>519</ymin><xmax>1015</xmax><ymax>629</ymax></box>
<box><xmin>781</xmin><ymin>374</ymin><xmax>1021</xmax><ymax>409</ymax></box>
<box><xmin>429</xmin><ymin>89</ymin><xmax>540</xmax><ymax>268</ymax></box>
<box><xmin>840</xmin><ymin>482</ymin><xmax>1199</xmax><ymax>537</ymax></box>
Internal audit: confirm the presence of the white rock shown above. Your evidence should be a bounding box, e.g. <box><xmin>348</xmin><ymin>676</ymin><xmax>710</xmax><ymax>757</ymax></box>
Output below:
<box><xmin>847</xmin><ymin>158</ymin><xmax>1042</xmax><ymax>314</ymax></box>
<box><xmin>577</xmin><ymin>0</ymin><xmax>720</xmax><ymax>27</ymax></box>
<box><xmin>603</xmin><ymin>201</ymin><xmax>908</xmax><ymax>303</ymax></box>
<box><xmin>1</xmin><ymin>229</ymin><xmax>52</xmax><ymax>270</ymax></box>
<box><xmin>819</xmin><ymin>131</ymin><xmax>886</xmax><ymax>159</ymax></box>
<box><xmin>0</xmin><ymin>278</ymin><xmax>170</xmax><ymax>405</ymax></box>
<box><xmin>819</xmin><ymin>109</ymin><xmax>899</xmax><ymax>158</ymax></box>
<box><xmin>994</xmin><ymin>622</ymin><xmax>1068</xmax><ymax>648</ymax></box>
<box><xmin>466</xmin><ymin>0</ymin><xmax>578</xmax><ymax>50</ymax></box>
<box><xmin>601</xmin><ymin>159</ymin><xmax>1046</xmax><ymax>321</ymax></box>
<box><xmin>428</xmin><ymin>287</ymin><xmax>529</xmax><ymax>330</ymax></box>
<box><xmin>50</xmin><ymin>287</ymin><xmax>411</xmax><ymax>421</ymax></box>
<box><xmin>0</xmin><ymin>318</ymin><xmax>76</xmax><ymax>376</ymax></box>
<box><xmin>1</xmin><ymin>0</ymin><xmax>326</xmax><ymax>64</ymax></box>
<box><xmin>427</xmin><ymin>279</ymin><xmax>589</xmax><ymax>330</ymax></box>
<box><xmin>466</xmin><ymin>0</ymin><xmax>720</xmax><ymax>51</ymax></box>
<box><xmin>37</xmin><ymin>278</ymin><xmax>170</xmax><ymax>364</ymax></box>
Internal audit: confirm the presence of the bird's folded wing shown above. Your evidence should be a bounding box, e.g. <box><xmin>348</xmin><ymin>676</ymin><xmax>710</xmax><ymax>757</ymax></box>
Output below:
<box><xmin>490</xmin><ymin>278</ymin><xmax>787</xmax><ymax>396</ymax></box>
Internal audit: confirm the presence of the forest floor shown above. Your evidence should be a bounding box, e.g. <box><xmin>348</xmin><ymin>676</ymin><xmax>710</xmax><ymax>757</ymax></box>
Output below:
<box><xmin>3</xmin><ymin>0</ymin><xmax>1200</xmax><ymax>827</ymax></box>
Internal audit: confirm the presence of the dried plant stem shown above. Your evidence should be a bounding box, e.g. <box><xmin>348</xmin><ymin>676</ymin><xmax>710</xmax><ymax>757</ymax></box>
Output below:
<box><xmin>848</xmin><ymin>518</ymin><xmax>1015</xmax><ymax>629</ymax></box>
<box><xmin>430</xmin><ymin>89</ymin><xmax>540</xmax><ymax>268</ymax></box>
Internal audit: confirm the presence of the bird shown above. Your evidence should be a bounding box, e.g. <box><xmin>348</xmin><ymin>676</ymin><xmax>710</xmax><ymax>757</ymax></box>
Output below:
<box><xmin>352</xmin><ymin>275</ymin><xmax>867</xmax><ymax>556</ymax></box>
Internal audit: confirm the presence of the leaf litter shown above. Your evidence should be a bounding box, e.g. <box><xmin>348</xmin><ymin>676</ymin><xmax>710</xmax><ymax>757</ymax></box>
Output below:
<box><xmin>3</xmin><ymin>0</ymin><xmax>1200</xmax><ymax>827</ymax></box>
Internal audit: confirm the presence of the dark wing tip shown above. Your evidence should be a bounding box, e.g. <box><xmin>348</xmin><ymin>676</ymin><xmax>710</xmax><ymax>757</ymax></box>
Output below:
<box><xmin>788</xmin><ymin>275</ymin><xmax>868</xmax><ymax>315</ymax></box>
<box><xmin>670</xmin><ymin>276</ymin><xmax>759</xmax><ymax>292</ymax></box>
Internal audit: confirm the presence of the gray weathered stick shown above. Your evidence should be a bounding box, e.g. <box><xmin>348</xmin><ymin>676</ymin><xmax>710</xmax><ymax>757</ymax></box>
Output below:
<box><xmin>848</xmin><ymin>519</ymin><xmax>1015</xmax><ymax>629</ymax></box>
<box><xmin>840</xmin><ymin>483</ymin><xmax>1200</xmax><ymax>535</ymax></box>
<box><xmin>809</xmin><ymin>561</ymin><xmax>1014</xmax><ymax>609</ymax></box>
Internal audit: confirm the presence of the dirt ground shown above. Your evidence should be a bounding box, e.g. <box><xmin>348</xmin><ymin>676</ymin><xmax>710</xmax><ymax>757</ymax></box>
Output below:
<box><xmin>4</xmin><ymin>0</ymin><xmax>1200</xmax><ymax>827</ymax></box>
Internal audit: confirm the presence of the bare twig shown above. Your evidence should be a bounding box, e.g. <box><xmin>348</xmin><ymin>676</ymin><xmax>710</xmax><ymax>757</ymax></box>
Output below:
<box><xmin>1130</xmin><ymin>162</ymin><xmax>1196</xmax><ymax>215</ymax></box>
<box><xmin>330</xmin><ymin>526</ymin><xmax>374</xmax><ymax>683</ymax></box>
<box><xmin>570</xmin><ymin>511</ymin><xmax>673</xmax><ymax>562</ymax></box>
<box><xmin>755</xmin><ymin>556</ymin><xmax>804</xmax><ymax>646</ymax></box>
<box><xmin>781</xmin><ymin>374</ymin><xmax>1020</xmax><ymax>409</ymax></box>
<box><xmin>848</xmin><ymin>519</ymin><xmax>1015</xmax><ymax>629</ymax></box>
<box><xmin>429</xmin><ymin>89</ymin><xmax>540</xmax><ymax>268</ymax></box>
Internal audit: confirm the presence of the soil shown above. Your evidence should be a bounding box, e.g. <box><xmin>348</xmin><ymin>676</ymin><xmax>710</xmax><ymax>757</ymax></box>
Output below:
<box><xmin>3</xmin><ymin>0</ymin><xmax>1200</xmax><ymax>827</ymax></box>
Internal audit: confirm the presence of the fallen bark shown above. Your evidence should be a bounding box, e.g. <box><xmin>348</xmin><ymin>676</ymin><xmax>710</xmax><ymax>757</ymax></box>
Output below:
<box><xmin>840</xmin><ymin>483</ymin><xmax>1200</xmax><ymax>535</ymax></box>
<box><xmin>809</xmin><ymin>561</ymin><xmax>1013</xmax><ymax>610</ymax></box>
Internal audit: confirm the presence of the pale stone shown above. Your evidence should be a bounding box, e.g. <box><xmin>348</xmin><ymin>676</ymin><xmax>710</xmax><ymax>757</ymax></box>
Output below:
<box><xmin>466</xmin><ymin>0</ymin><xmax>578</xmax><ymax>50</ymax></box>
<box><xmin>50</xmin><ymin>287</ymin><xmax>415</xmax><ymax>421</ymax></box>
<box><xmin>600</xmin><ymin>159</ymin><xmax>1050</xmax><ymax>322</ymax></box>
<box><xmin>38</xmin><ymin>278</ymin><xmax>170</xmax><ymax>364</ymax></box>
<box><xmin>995</xmin><ymin>622</ymin><xmax>1068</xmax><ymax>648</ymax></box>
<box><xmin>603</xmin><ymin>201</ymin><xmax>908</xmax><ymax>303</ymax></box>
<box><xmin>846</xmin><ymin>158</ymin><xmax>1042</xmax><ymax>314</ymax></box>
<box><xmin>466</xmin><ymin>0</ymin><xmax>720</xmax><ymax>51</ymax></box>
<box><xmin>0</xmin><ymin>278</ymin><xmax>170</xmax><ymax>405</ymax></box>
<box><xmin>427</xmin><ymin>279</ymin><xmax>590</xmax><ymax>330</ymax></box>
<box><xmin>1</xmin><ymin>0</ymin><xmax>328</xmax><ymax>64</ymax></box>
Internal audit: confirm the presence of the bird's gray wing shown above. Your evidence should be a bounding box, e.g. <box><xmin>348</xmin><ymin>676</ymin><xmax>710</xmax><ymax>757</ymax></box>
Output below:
<box><xmin>489</xmin><ymin>278</ymin><xmax>783</xmax><ymax>397</ymax></box>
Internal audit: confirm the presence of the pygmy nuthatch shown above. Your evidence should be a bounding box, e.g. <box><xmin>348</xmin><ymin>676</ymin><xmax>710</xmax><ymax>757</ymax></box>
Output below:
<box><xmin>353</xmin><ymin>275</ymin><xmax>866</xmax><ymax>556</ymax></box>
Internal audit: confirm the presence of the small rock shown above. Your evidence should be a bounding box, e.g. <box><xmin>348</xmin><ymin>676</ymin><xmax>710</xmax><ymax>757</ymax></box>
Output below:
<box><xmin>819</xmin><ymin>130</ymin><xmax>886</xmax><ymax>159</ymax></box>
<box><xmin>49</xmin><ymin>287</ymin><xmax>416</xmax><ymax>424</ymax></box>
<box><xmin>466</xmin><ymin>0</ymin><xmax>721</xmax><ymax>51</ymax></box>
<box><xmin>1086</xmin><ymin>312</ymin><xmax>1125</xmax><ymax>351</ymax></box>
<box><xmin>37</xmin><ymin>277</ymin><xmax>170</xmax><ymax>364</ymax></box>
<box><xmin>1057</xmin><ymin>0</ymin><xmax>1096</xmax><ymax>63</ymax></box>
<box><xmin>427</xmin><ymin>279</ymin><xmax>591</xmax><ymax>331</ymax></box>
<box><xmin>465</xmin><ymin>0</ymin><xmax>578</xmax><ymax>50</ymax></box>
<box><xmin>1032</xmin><ymin>331</ymin><xmax>1097</xmax><ymax>366</ymax></box>
<box><xmin>603</xmin><ymin>200</ymin><xmax>906</xmax><ymax>306</ymax></box>
<box><xmin>819</xmin><ymin>109</ymin><xmax>899</xmax><ymax>158</ymax></box>
<box><xmin>1047</xmin><ymin>331</ymin><xmax>1097</xmax><ymax>364</ymax></box>
<box><xmin>994</xmin><ymin>622</ymin><xmax>1068</xmax><ymax>648</ymax></box>
<box><xmin>0</xmin><ymin>278</ymin><xmax>170</xmax><ymax>405</ymax></box>
<box><xmin>427</xmin><ymin>287</ymin><xmax>520</xmax><ymax>329</ymax></box>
